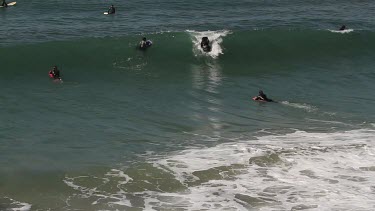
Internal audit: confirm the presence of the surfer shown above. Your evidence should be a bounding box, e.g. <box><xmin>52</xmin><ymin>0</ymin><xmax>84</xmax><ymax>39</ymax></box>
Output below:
<box><xmin>49</xmin><ymin>66</ymin><xmax>61</xmax><ymax>80</ymax></box>
<box><xmin>200</xmin><ymin>37</ymin><xmax>211</xmax><ymax>52</ymax></box>
<box><xmin>254</xmin><ymin>90</ymin><xmax>273</xmax><ymax>102</ymax></box>
<box><xmin>108</xmin><ymin>5</ymin><xmax>115</xmax><ymax>14</ymax></box>
<box><xmin>1</xmin><ymin>0</ymin><xmax>7</xmax><ymax>7</ymax></box>
<box><xmin>139</xmin><ymin>37</ymin><xmax>152</xmax><ymax>50</ymax></box>
<box><xmin>339</xmin><ymin>25</ymin><xmax>346</xmax><ymax>31</ymax></box>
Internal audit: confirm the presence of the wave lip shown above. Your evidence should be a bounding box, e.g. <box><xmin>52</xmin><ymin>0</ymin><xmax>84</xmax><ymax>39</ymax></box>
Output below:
<box><xmin>1</xmin><ymin>29</ymin><xmax>375</xmax><ymax>75</ymax></box>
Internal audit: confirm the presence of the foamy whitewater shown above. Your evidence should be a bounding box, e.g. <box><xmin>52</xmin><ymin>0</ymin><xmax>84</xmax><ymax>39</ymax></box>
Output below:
<box><xmin>188</xmin><ymin>30</ymin><xmax>231</xmax><ymax>58</ymax></box>
<box><xmin>58</xmin><ymin>129</ymin><xmax>375</xmax><ymax>210</ymax></box>
<box><xmin>1</xmin><ymin>0</ymin><xmax>375</xmax><ymax>210</ymax></box>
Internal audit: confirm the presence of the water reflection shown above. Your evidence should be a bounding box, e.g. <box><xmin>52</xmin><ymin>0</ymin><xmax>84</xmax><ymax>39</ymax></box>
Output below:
<box><xmin>190</xmin><ymin>60</ymin><xmax>223</xmax><ymax>138</ymax></box>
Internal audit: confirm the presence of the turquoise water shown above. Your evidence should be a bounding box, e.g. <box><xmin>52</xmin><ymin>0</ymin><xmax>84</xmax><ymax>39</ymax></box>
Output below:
<box><xmin>1</xmin><ymin>1</ymin><xmax>375</xmax><ymax>210</ymax></box>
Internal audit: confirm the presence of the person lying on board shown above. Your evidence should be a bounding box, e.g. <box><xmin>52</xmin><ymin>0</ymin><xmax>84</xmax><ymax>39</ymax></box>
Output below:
<box><xmin>49</xmin><ymin>66</ymin><xmax>61</xmax><ymax>80</ymax></box>
<box><xmin>254</xmin><ymin>90</ymin><xmax>274</xmax><ymax>102</ymax></box>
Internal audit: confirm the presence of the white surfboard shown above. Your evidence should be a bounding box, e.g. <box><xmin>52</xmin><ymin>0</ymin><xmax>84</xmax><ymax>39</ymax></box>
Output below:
<box><xmin>104</xmin><ymin>12</ymin><xmax>108</xmax><ymax>15</ymax></box>
<box><xmin>0</xmin><ymin>1</ymin><xmax>16</xmax><ymax>7</ymax></box>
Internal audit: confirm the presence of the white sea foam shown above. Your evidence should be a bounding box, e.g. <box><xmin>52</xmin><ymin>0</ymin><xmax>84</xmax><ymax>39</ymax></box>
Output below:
<box><xmin>280</xmin><ymin>101</ymin><xmax>317</xmax><ymax>112</ymax></box>
<box><xmin>2</xmin><ymin>197</ymin><xmax>32</xmax><ymax>211</ymax></box>
<box><xmin>329</xmin><ymin>29</ymin><xmax>354</xmax><ymax>34</ymax></box>
<box><xmin>11</xmin><ymin>203</ymin><xmax>31</xmax><ymax>211</ymax></box>
<box><xmin>63</xmin><ymin>129</ymin><xmax>375</xmax><ymax>210</ymax></box>
<box><xmin>306</xmin><ymin>118</ymin><xmax>351</xmax><ymax>126</ymax></box>
<box><xmin>146</xmin><ymin>129</ymin><xmax>375</xmax><ymax>210</ymax></box>
<box><xmin>187</xmin><ymin>30</ymin><xmax>231</xmax><ymax>58</ymax></box>
<box><xmin>63</xmin><ymin>172</ymin><xmax>133</xmax><ymax>208</ymax></box>
<box><xmin>105</xmin><ymin>169</ymin><xmax>133</xmax><ymax>185</ymax></box>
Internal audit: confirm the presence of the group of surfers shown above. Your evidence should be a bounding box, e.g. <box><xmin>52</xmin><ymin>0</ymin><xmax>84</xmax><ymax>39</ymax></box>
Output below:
<box><xmin>48</xmin><ymin>64</ymin><xmax>275</xmax><ymax>103</ymax></box>
<box><xmin>104</xmin><ymin>5</ymin><xmax>212</xmax><ymax>52</ymax></box>
<box><xmin>40</xmin><ymin>3</ymin><xmax>344</xmax><ymax>100</ymax></box>
<box><xmin>48</xmin><ymin>36</ymin><xmax>152</xmax><ymax>81</ymax></box>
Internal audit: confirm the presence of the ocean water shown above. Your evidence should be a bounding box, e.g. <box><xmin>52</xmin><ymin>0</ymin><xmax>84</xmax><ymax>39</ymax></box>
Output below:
<box><xmin>1</xmin><ymin>0</ymin><xmax>375</xmax><ymax>210</ymax></box>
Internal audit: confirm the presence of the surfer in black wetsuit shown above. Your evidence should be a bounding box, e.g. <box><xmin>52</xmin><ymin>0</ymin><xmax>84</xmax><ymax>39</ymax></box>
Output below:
<box><xmin>108</xmin><ymin>5</ymin><xmax>115</xmax><ymax>14</ymax></box>
<box><xmin>50</xmin><ymin>66</ymin><xmax>61</xmax><ymax>80</ymax></box>
<box><xmin>339</xmin><ymin>25</ymin><xmax>346</xmax><ymax>31</ymax></box>
<box><xmin>139</xmin><ymin>37</ymin><xmax>152</xmax><ymax>49</ymax></box>
<box><xmin>139</xmin><ymin>37</ymin><xmax>147</xmax><ymax>49</ymax></box>
<box><xmin>1</xmin><ymin>0</ymin><xmax>7</xmax><ymax>7</ymax></box>
<box><xmin>200</xmin><ymin>37</ymin><xmax>211</xmax><ymax>52</ymax></box>
<box><xmin>255</xmin><ymin>90</ymin><xmax>273</xmax><ymax>102</ymax></box>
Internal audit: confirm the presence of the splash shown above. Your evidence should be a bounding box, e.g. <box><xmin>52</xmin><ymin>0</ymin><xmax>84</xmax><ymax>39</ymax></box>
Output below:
<box><xmin>1</xmin><ymin>197</ymin><xmax>32</xmax><ymax>211</ymax></box>
<box><xmin>187</xmin><ymin>30</ymin><xmax>231</xmax><ymax>58</ymax></box>
<box><xmin>329</xmin><ymin>29</ymin><xmax>354</xmax><ymax>34</ymax></box>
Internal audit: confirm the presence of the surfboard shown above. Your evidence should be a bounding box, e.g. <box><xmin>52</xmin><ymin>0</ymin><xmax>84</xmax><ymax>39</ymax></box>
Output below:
<box><xmin>252</xmin><ymin>97</ymin><xmax>267</xmax><ymax>102</ymax></box>
<box><xmin>252</xmin><ymin>96</ymin><xmax>275</xmax><ymax>103</ymax></box>
<box><xmin>103</xmin><ymin>12</ymin><xmax>108</xmax><ymax>15</ymax></box>
<box><xmin>0</xmin><ymin>1</ymin><xmax>16</xmax><ymax>7</ymax></box>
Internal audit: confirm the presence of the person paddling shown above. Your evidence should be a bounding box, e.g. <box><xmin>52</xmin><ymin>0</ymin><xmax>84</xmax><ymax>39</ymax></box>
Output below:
<box><xmin>200</xmin><ymin>37</ymin><xmax>211</xmax><ymax>52</ymax></box>
<box><xmin>108</xmin><ymin>5</ymin><xmax>115</xmax><ymax>14</ymax></box>
<box><xmin>139</xmin><ymin>37</ymin><xmax>152</xmax><ymax>49</ymax></box>
<box><xmin>49</xmin><ymin>66</ymin><xmax>61</xmax><ymax>80</ymax></box>
<box><xmin>254</xmin><ymin>90</ymin><xmax>274</xmax><ymax>102</ymax></box>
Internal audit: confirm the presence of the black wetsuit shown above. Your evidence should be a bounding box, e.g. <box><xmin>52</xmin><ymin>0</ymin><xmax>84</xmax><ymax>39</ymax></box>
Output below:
<box><xmin>258</xmin><ymin>93</ymin><xmax>273</xmax><ymax>102</ymax></box>
<box><xmin>108</xmin><ymin>7</ymin><xmax>115</xmax><ymax>14</ymax></box>
<box><xmin>201</xmin><ymin>40</ymin><xmax>211</xmax><ymax>52</ymax></box>
<box><xmin>139</xmin><ymin>40</ymin><xmax>152</xmax><ymax>49</ymax></box>
<box><xmin>1</xmin><ymin>0</ymin><xmax>7</xmax><ymax>7</ymax></box>
<box><xmin>53</xmin><ymin>69</ymin><xmax>60</xmax><ymax>79</ymax></box>
<box><xmin>139</xmin><ymin>40</ymin><xmax>147</xmax><ymax>49</ymax></box>
<box><xmin>201</xmin><ymin>41</ymin><xmax>209</xmax><ymax>47</ymax></box>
